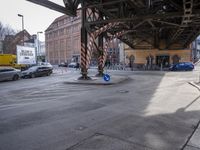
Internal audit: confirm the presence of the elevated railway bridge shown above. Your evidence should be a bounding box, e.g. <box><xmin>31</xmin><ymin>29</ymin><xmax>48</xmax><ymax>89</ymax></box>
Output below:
<box><xmin>27</xmin><ymin>0</ymin><xmax>200</xmax><ymax>79</ymax></box>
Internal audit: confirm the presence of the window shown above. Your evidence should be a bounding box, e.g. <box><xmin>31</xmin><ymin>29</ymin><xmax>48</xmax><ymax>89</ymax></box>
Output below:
<box><xmin>74</xmin><ymin>38</ymin><xmax>79</xmax><ymax>52</ymax></box>
<box><xmin>64</xmin><ymin>18</ymin><xmax>67</xmax><ymax>24</ymax></box>
<box><xmin>66</xmin><ymin>40</ymin><xmax>71</xmax><ymax>50</ymax></box>
<box><xmin>49</xmin><ymin>33</ymin><xmax>53</xmax><ymax>39</ymax></box>
<box><xmin>65</xmin><ymin>28</ymin><xmax>70</xmax><ymax>34</ymax></box>
<box><xmin>0</xmin><ymin>69</ymin><xmax>14</xmax><ymax>72</ymax></box>
<box><xmin>59</xmin><ymin>20</ymin><xmax>64</xmax><ymax>26</ymax></box>
<box><xmin>73</xmin><ymin>25</ymin><xmax>79</xmax><ymax>32</ymax></box>
<box><xmin>59</xmin><ymin>29</ymin><xmax>64</xmax><ymax>36</ymax></box>
<box><xmin>60</xmin><ymin>40</ymin><xmax>65</xmax><ymax>51</ymax></box>
<box><xmin>54</xmin><ymin>31</ymin><xmax>58</xmax><ymax>37</ymax></box>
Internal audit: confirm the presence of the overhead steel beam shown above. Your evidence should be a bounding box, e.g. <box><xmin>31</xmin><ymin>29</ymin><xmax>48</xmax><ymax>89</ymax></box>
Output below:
<box><xmin>152</xmin><ymin>20</ymin><xmax>180</xmax><ymax>27</ymax></box>
<box><xmin>87</xmin><ymin>12</ymin><xmax>184</xmax><ymax>25</ymax></box>
<box><xmin>167</xmin><ymin>0</ymin><xmax>194</xmax><ymax>48</ymax></box>
<box><xmin>80</xmin><ymin>0</ymin><xmax>127</xmax><ymax>9</ymax></box>
<box><xmin>85</xmin><ymin>0</ymin><xmax>135</xmax><ymax>49</ymax></box>
<box><xmin>27</xmin><ymin>0</ymin><xmax>200</xmax><ymax>49</ymax></box>
<box><xmin>86</xmin><ymin>11</ymin><xmax>200</xmax><ymax>25</ymax></box>
<box><xmin>164</xmin><ymin>0</ymin><xmax>182</xmax><ymax>10</ymax></box>
<box><xmin>26</xmin><ymin>0</ymin><xmax>76</xmax><ymax>16</ymax></box>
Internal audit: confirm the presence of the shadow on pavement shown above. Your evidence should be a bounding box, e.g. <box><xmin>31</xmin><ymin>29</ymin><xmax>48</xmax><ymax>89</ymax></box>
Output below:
<box><xmin>0</xmin><ymin>71</ymin><xmax>200</xmax><ymax>150</ymax></box>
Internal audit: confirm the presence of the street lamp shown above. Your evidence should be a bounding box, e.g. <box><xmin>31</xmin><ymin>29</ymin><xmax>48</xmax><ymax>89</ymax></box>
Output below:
<box><xmin>37</xmin><ymin>31</ymin><xmax>43</xmax><ymax>63</ymax></box>
<box><xmin>18</xmin><ymin>14</ymin><xmax>24</xmax><ymax>45</ymax></box>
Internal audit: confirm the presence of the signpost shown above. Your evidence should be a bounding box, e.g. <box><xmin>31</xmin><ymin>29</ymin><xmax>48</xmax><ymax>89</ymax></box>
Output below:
<box><xmin>17</xmin><ymin>45</ymin><xmax>36</xmax><ymax>65</ymax></box>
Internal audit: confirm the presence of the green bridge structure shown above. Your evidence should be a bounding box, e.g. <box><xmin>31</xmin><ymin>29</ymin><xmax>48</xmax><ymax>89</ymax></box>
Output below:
<box><xmin>27</xmin><ymin>0</ymin><xmax>200</xmax><ymax>79</ymax></box>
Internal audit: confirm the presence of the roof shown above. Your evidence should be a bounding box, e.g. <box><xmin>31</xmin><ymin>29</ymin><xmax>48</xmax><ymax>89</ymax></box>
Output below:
<box><xmin>15</xmin><ymin>30</ymin><xmax>31</xmax><ymax>39</ymax></box>
<box><xmin>45</xmin><ymin>15</ymin><xmax>68</xmax><ymax>32</ymax></box>
<box><xmin>45</xmin><ymin>10</ymin><xmax>81</xmax><ymax>32</ymax></box>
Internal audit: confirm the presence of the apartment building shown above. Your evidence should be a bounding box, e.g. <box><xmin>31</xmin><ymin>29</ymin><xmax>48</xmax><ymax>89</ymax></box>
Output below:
<box><xmin>45</xmin><ymin>11</ymin><xmax>121</xmax><ymax>65</ymax></box>
<box><xmin>45</xmin><ymin>12</ymin><xmax>81</xmax><ymax>65</ymax></box>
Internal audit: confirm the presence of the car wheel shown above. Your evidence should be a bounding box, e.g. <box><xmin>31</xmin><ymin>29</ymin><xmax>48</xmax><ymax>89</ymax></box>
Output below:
<box><xmin>47</xmin><ymin>72</ymin><xmax>51</xmax><ymax>76</ymax></box>
<box><xmin>12</xmin><ymin>75</ymin><xmax>19</xmax><ymax>81</ymax></box>
<box><xmin>30</xmin><ymin>73</ymin><xmax>35</xmax><ymax>78</ymax></box>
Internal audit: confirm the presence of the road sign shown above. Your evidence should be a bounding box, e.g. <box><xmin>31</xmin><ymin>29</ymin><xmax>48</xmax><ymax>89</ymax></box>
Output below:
<box><xmin>17</xmin><ymin>45</ymin><xmax>36</xmax><ymax>64</ymax></box>
<box><xmin>103</xmin><ymin>74</ymin><xmax>110</xmax><ymax>82</ymax></box>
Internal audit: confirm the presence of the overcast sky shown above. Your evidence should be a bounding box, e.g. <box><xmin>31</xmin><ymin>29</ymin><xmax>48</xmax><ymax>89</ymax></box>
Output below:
<box><xmin>0</xmin><ymin>0</ymin><xmax>65</xmax><ymax>41</ymax></box>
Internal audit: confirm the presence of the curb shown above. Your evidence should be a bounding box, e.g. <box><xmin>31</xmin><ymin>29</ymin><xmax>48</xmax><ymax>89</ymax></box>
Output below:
<box><xmin>194</xmin><ymin>60</ymin><xmax>200</xmax><ymax>65</ymax></box>
<box><xmin>63</xmin><ymin>76</ymin><xmax>130</xmax><ymax>85</ymax></box>
<box><xmin>188</xmin><ymin>81</ymin><xmax>200</xmax><ymax>91</ymax></box>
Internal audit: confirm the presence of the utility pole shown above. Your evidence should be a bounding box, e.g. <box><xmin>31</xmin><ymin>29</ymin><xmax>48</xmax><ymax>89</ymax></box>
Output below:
<box><xmin>18</xmin><ymin>14</ymin><xmax>24</xmax><ymax>45</ymax></box>
<box><xmin>37</xmin><ymin>31</ymin><xmax>43</xmax><ymax>64</ymax></box>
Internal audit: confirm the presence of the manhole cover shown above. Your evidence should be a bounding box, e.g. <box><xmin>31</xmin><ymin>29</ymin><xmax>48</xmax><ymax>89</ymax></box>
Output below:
<box><xmin>75</xmin><ymin>126</ymin><xmax>87</xmax><ymax>131</ymax></box>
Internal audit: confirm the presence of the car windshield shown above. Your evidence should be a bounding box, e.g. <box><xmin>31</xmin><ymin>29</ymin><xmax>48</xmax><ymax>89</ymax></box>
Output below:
<box><xmin>184</xmin><ymin>62</ymin><xmax>192</xmax><ymax>65</ymax></box>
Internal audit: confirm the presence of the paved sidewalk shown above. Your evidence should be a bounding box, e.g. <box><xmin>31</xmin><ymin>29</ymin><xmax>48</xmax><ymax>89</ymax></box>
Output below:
<box><xmin>185</xmin><ymin>82</ymin><xmax>200</xmax><ymax>150</ymax></box>
<box><xmin>54</xmin><ymin>67</ymin><xmax>200</xmax><ymax>149</ymax></box>
<box><xmin>184</xmin><ymin>124</ymin><xmax>200</xmax><ymax>150</ymax></box>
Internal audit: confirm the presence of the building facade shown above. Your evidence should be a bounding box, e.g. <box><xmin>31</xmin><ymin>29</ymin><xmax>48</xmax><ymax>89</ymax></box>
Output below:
<box><xmin>45</xmin><ymin>12</ymin><xmax>120</xmax><ymax>65</ymax></box>
<box><xmin>45</xmin><ymin>12</ymin><xmax>81</xmax><ymax>65</ymax></box>
<box><xmin>124</xmin><ymin>43</ymin><xmax>192</xmax><ymax>70</ymax></box>
<box><xmin>24</xmin><ymin>35</ymin><xmax>46</xmax><ymax>62</ymax></box>
<box><xmin>39</xmin><ymin>41</ymin><xmax>45</xmax><ymax>57</ymax></box>
<box><xmin>3</xmin><ymin>30</ymin><xmax>31</xmax><ymax>55</ymax></box>
<box><xmin>107</xmin><ymin>39</ymin><xmax>120</xmax><ymax>65</ymax></box>
<box><xmin>192</xmin><ymin>36</ymin><xmax>200</xmax><ymax>62</ymax></box>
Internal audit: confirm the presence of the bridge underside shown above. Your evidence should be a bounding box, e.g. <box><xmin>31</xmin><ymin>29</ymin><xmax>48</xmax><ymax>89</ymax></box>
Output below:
<box><xmin>27</xmin><ymin>0</ymin><xmax>200</xmax><ymax>78</ymax></box>
<box><xmin>28</xmin><ymin>0</ymin><xmax>200</xmax><ymax>49</ymax></box>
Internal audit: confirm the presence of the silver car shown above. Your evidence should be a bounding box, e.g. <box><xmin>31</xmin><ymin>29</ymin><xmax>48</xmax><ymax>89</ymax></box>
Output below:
<box><xmin>0</xmin><ymin>67</ymin><xmax>21</xmax><ymax>81</ymax></box>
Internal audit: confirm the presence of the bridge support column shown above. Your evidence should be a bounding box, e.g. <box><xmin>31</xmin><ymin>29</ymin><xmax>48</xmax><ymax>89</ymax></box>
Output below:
<box><xmin>96</xmin><ymin>34</ymin><xmax>104</xmax><ymax>77</ymax></box>
<box><xmin>79</xmin><ymin>1</ymin><xmax>91</xmax><ymax>80</ymax></box>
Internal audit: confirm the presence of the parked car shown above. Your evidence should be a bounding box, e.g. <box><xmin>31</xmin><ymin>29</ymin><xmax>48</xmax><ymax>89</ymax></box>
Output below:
<box><xmin>39</xmin><ymin>62</ymin><xmax>53</xmax><ymax>69</ymax></box>
<box><xmin>0</xmin><ymin>67</ymin><xmax>21</xmax><ymax>81</ymax></box>
<box><xmin>21</xmin><ymin>66</ymin><xmax>53</xmax><ymax>78</ymax></box>
<box><xmin>68</xmin><ymin>62</ymin><xmax>78</xmax><ymax>68</ymax></box>
<box><xmin>58</xmin><ymin>62</ymin><xmax>68</xmax><ymax>67</ymax></box>
<box><xmin>169</xmin><ymin>62</ymin><xmax>194</xmax><ymax>71</ymax></box>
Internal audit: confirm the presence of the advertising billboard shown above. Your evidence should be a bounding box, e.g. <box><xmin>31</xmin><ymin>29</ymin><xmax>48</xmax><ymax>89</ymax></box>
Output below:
<box><xmin>17</xmin><ymin>45</ymin><xmax>36</xmax><ymax>64</ymax></box>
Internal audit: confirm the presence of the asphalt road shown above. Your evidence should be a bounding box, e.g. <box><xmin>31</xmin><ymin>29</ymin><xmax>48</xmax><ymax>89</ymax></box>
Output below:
<box><xmin>0</xmin><ymin>68</ymin><xmax>200</xmax><ymax>150</ymax></box>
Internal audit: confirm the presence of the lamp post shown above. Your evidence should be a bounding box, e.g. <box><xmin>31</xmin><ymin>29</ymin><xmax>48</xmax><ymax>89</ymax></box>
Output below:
<box><xmin>37</xmin><ymin>31</ymin><xmax>43</xmax><ymax>64</ymax></box>
<box><xmin>18</xmin><ymin>14</ymin><xmax>24</xmax><ymax>45</ymax></box>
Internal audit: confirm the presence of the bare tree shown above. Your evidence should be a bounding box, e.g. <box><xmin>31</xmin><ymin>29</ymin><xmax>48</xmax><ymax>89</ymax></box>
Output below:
<box><xmin>0</xmin><ymin>22</ymin><xmax>5</xmax><ymax>40</ymax></box>
<box><xmin>0</xmin><ymin>21</ymin><xmax>16</xmax><ymax>40</ymax></box>
<box><xmin>0</xmin><ymin>22</ymin><xmax>16</xmax><ymax>54</ymax></box>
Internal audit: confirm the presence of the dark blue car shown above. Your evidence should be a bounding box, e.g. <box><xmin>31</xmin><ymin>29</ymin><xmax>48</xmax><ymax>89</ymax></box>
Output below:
<box><xmin>170</xmin><ymin>62</ymin><xmax>194</xmax><ymax>71</ymax></box>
